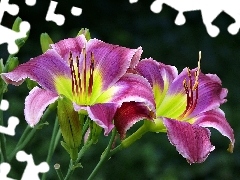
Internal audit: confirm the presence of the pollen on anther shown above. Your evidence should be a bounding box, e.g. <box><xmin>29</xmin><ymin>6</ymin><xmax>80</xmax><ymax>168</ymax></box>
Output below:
<box><xmin>88</xmin><ymin>52</ymin><xmax>95</xmax><ymax>95</ymax></box>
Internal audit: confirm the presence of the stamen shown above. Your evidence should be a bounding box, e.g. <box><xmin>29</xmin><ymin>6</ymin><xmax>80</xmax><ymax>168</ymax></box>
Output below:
<box><xmin>69</xmin><ymin>52</ymin><xmax>77</xmax><ymax>95</ymax></box>
<box><xmin>68</xmin><ymin>49</ymin><xmax>95</xmax><ymax>104</ymax></box>
<box><xmin>83</xmin><ymin>47</ymin><xmax>87</xmax><ymax>95</ymax></box>
<box><xmin>179</xmin><ymin>52</ymin><xmax>201</xmax><ymax>119</ymax></box>
<box><xmin>88</xmin><ymin>52</ymin><xmax>94</xmax><ymax>95</ymax></box>
<box><xmin>76</xmin><ymin>56</ymin><xmax>81</xmax><ymax>94</ymax></box>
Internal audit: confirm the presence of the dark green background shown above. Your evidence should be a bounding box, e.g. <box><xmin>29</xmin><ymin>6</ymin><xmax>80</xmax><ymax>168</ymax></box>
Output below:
<box><xmin>1</xmin><ymin>0</ymin><xmax>239</xmax><ymax>179</ymax></box>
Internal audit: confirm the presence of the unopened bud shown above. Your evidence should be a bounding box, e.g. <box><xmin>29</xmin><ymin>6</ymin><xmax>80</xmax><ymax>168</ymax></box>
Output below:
<box><xmin>40</xmin><ymin>33</ymin><xmax>54</xmax><ymax>53</ymax></box>
<box><xmin>5</xmin><ymin>57</ymin><xmax>19</xmax><ymax>72</ymax></box>
<box><xmin>77</xmin><ymin>28</ymin><xmax>91</xmax><ymax>41</ymax></box>
<box><xmin>58</xmin><ymin>96</ymin><xmax>82</xmax><ymax>160</ymax></box>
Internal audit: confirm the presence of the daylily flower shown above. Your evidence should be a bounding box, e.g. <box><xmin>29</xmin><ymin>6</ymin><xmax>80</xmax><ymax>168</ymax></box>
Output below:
<box><xmin>114</xmin><ymin>58</ymin><xmax>234</xmax><ymax>163</ymax></box>
<box><xmin>1</xmin><ymin>35</ymin><xmax>155</xmax><ymax>135</ymax></box>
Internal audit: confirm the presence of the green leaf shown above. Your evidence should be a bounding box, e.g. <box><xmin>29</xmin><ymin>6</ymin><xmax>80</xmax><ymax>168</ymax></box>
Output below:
<box><xmin>26</xmin><ymin>78</ymin><xmax>38</xmax><ymax>90</ymax></box>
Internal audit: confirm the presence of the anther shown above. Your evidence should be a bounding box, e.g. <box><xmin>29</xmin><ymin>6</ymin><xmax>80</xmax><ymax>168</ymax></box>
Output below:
<box><xmin>88</xmin><ymin>52</ymin><xmax>94</xmax><ymax>95</ymax></box>
<box><xmin>82</xmin><ymin>47</ymin><xmax>87</xmax><ymax>94</ymax></box>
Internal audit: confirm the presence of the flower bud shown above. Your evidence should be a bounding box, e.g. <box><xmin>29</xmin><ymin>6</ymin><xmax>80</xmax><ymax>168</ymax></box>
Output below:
<box><xmin>77</xmin><ymin>28</ymin><xmax>91</xmax><ymax>41</ymax></box>
<box><xmin>12</xmin><ymin>17</ymin><xmax>30</xmax><ymax>53</ymax></box>
<box><xmin>5</xmin><ymin>57</ymin><xmax>19</xmax><ymax>72</ymax></box>
<box><xmin>0</xmin><ymin>59</ymin><xmax>7</xmax><ymax>93</ymax></box>
<box><xmin>12</xmin><ymin>17</ymin><xmax>22</xmax><ymax>32</ymax></box>
<box><xmin>0</xmin><ymin>59</ymin><xmax>4</xmax><ymax>74</ymax></box>
<box><xmin>58</xmin><ymin>96</ymin><xmax>83</xmax><ymax>160</ymax></box>
<box><xmin>40</xmin><ymin>33</ymin><xmax>54</xmax><ymax>53</ymax></box>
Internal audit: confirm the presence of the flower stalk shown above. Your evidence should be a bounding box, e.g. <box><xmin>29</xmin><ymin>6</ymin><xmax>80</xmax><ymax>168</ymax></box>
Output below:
<box><xmin>64</xmin><ymin>139</ymin><xmax>94</xmax><ymax>180</ymax></box>
<box><xmin>54</xmin><ymin>164</ymin><xmax>64</xmax><ymax>180</ymax></box>
<box><xmin>42</xmin><ymin>117</ymin><xmax>61</xmax><ymax>180</ymax></box>
<box><xmin>87</xmin><ymin>129</ymin><xmax>118</xmax><ymax>180</ymax></box>
<box><xmin>9</xmin><ymin>104</ymin><xmax>55</xmax><ymax>161</ymax></box>
<box><xmin>0</xmin><ymin>93</ymin><xmax>7</xmax><ymax>162</ymax></box>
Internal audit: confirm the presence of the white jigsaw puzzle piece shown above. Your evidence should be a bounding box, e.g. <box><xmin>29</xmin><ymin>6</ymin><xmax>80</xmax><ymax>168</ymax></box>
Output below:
<box><xmin>71</xmin><ymin>6</ymin><xmax>82</xmax><ymax>16</ymax></box>
<box><xmin>16</xmin><ymin>151</ymin><xmax>49</xmax><ymax>180</ymax></box>
<box><xmin>0</xmin><ymin>0</ymin><xmax>31</xmax><ymax>54</ymax></box>
<box><xmin>46</xmin><ymin>1</ymin><xmax>65</xmax><ymax>26</ymax></box>
<box><xmin>0</xmin><ymin>99</ymin><xmax>9</xmax><ymax>111</ymax></box>
<box><xmin>25</xmin><ymin>0</ymin><xmax>36</xmax><ymax>6</ymax></box>
<box><xmin>129</xmin><ymin>0</ymin><xmax>138</xmax><ymax>4</ymax></box>
<box><xmin>133</xmin><ymin>0</ymin><xmax>240</xmax><ymax>37</ymax></box>
<box><xmin>0</xmin><ymin>163</ymin><xmax>16</xmax><ymax>180</ymax></box>
<box><xmin>0</xmin><ymin>21</ymin><xmax>30</xmax><ymax>54</ymax></box>
<box><xmin>0</xmin><ymin>116</ymin><xmax>19</xmax><ymax>136</ymax></box>
<box><xmin>0</xmin><ymin>99</ymin><xmax>19</xmax><ymax>136</ymax></box>
<box><xmin>0</xmin><ymin>0</ymin><xmax>19</xmax><ymax>22</ymax></box>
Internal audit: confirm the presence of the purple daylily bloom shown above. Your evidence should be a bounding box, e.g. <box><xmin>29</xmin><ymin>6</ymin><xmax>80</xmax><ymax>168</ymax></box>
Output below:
<box><xmin>1</xmin><ymin>35</ymin><xmax>155</xmax><ymax>135</ymax></box>
<box><xmin>114</xmin><ymin>58</ymin><xmax>234</xmax><ymax>163</ymax></box>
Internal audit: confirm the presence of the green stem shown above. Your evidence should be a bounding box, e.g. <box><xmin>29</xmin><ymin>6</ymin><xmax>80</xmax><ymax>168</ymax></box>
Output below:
<box><xmin>0</xmin><ymin>93</ymin><xmax>7</xmax><ymax>162</ymax></box>
<box><xmin>64</xmin><ymin>139</ymin><xmax>94</xmax><ymax>180</ymax></box>
<box><xmin>121</xmin><ymin>124</ymin><xmax>148</xmax><ymax>148</ymax></box>
<box><xmin>87</xmin><ymin>129</ymin><xmax>117</xmax><ymax>180</ymax></box>
<box><xmin>54</xmin><ymin>128</ymin><xmax>61</xmax><ymax>150</ymax></box>
<box><xmin>42</xmin><ymin>117</ymin><xmax>61</xmax><ymax>180</ymax></box>
<box><xmin>82</xmin><ymin>117</ymin><xmax>90</xmax><ymax>136</ymax></box>
<box><xmin>8</xmin><ymin>105</ymin><xmax>54</xmax><ymax>161</ymax></box>
<box><xmin>16</xmin><ymin>126</ymin><xmax>31</xmax><ymax>147</ymax></box>
<box><xmin>54</xmin><ymin>164</ymin><xmax>64</xmax><ymax>180</ymax></box>
<box><xmin>87</xmin><ymin>125</ymin><xmax>148</xmax><ymax>180</ymax></box>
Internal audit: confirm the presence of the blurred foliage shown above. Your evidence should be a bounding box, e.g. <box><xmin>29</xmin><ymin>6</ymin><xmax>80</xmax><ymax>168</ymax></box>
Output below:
<box><xmin>0</xmin><ymin>0</ymin><xmax>239</xmax><ymax>179</ymax></box>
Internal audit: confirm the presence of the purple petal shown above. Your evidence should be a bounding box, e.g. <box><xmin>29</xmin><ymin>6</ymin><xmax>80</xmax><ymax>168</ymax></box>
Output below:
<box><xmin>24</xmin><ymin>87</ymin><xmax>58</xmax><ymax>126</ymax></box>
<box><xmin>129</xmin><ymin>47</ymin><xmax>143</xmax><ymax>68</ymax></box>
<box><xmin>1</xmin><ymin>49</ymin><xmax>70</xmax><ymax>93</ymax></box>
<box><xmin>136</xmin><ymin>59</ymin><xmax>178</xmax><ymax>108</ymax></box>
<box><xmin>114</xmin><ymin>102</ymin><xmax>154</xmax><ymax>139</ymax></box>
<box><xmin>194</xmin><ymin>108</ymin><xmax>235</xmax><ymax>152</ymax></box>
<box><xmin>85</xmin><ymin>39</ymin><xmax>142</xmax><ymax>92</ymax></box>
<box><xmin>96</xmin><ymin>73</ymin><xmax>155</xmax><ymax>111</ymax></box>
<box><xmin>87</xmin><ymin>103</ymin><xmax>118</xmax><ymax>135</ymax></box>
<box><xmin>51</xmin><ymin>35</ymin><xmax>87</xmax><ymax>61</ymax></box>
<box><xmin>163</xmin><ymin>118</ymin><xmax>215</xmax><ymax>164</ymax></box>
<box><xmin>136</xmin><ymin>59</ymin><xmax>178</xmax><ymax>89</ymax></box>
<box><xmin>168</xmin><ymin>68</ymin><xmax>227</xmax><ymax>117</ymax></box>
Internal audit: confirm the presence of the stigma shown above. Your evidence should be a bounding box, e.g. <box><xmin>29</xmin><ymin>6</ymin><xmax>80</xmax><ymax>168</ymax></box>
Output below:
<box><xmin>68</xmin><ymin>48</ymin><xmax>95</xmax><ymax>104</ymax></box>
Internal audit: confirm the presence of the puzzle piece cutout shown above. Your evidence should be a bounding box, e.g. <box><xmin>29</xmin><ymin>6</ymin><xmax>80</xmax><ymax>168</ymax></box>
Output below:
<box><xmin>129</xmin><ymin>0</ymin><xmax>138</xmax><ymax>3</ymax></box>
<box><xmin>16</xmin><ymin>151</ymin><xmax>49</xmax><ymax>180</ymax></box>
<box><xmin>0</xmin><ymin>163</ymin><xmax>16</xmax><ymax>180</ymax></box>
<box><xmin>25</xmin><ymin>0</ymin><xmax>36</xmax><ymax>6</ymax></box>
<box><xmin>46</xmin><ymin>1</ymin><xmax>82</xmax><ymax>25</ymax></box>
<box><xmin>71</xmin><ymin>6</ymin><xmax>82</xmax><ymax>16</ymax></box>
<box><xmin>0</xmin><ymin>151</ymin><xmax>49</xmax><ymax>180</ymax></box>
<box><xmin>0</xmin><ymin>116</ymin><xmax>19</xmax><ymax>136</ymax></box>
<box><xmin>25</xmin><ymin>0</ymin><xmax>37</xmax><ymax>6</ymax></box>
<box><xmin>0</xmin><ymin>0</ymin><xmax>30</xmax><ymax>54</ymax></box>
<box><xmin>0</xmin><ymin>99</ymin><xmax>19</xmax><ymax>136</ymax></box>
<box><xmin>46</xmin><ymin>1</ymin><xmax>65</xmax><ymax>26</ymax></box>
<box><xmin>0</xmin><ymin>99</ymin><xmax>9</xmax><ymax>111</ymax></box>
<box><xmin>131</xmin><ymin>0</ymin><xmax>240</xmax><ymax>37</ymax></box>
<box><xmin>0</xmin><ymin>0</ymin><xmax>19</xmax><ymax>22</ymax></box>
